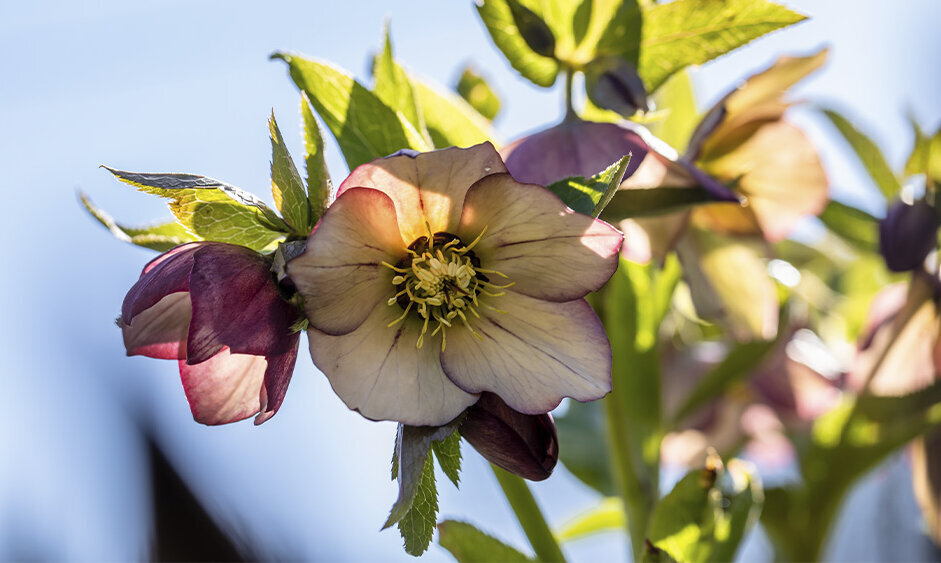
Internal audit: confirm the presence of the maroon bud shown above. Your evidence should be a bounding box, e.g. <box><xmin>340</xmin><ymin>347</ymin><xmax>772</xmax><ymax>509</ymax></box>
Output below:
<box><xmin>879</xmin><ymin>198</ymin><xmax>940</xmax><ymax>272</ymax></box>
<box><xmin>460</xmin><ymin>393</ymin><xmax>558</xmax><ymax>481</ymax></box>
<box><xmin>584</xmin><ymin>56</ymin><xmax>650</xmax><ymax>117</ymax></box>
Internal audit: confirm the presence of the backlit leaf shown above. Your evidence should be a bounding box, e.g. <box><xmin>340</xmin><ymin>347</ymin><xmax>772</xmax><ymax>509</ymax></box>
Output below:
<box><xmin>268</xmin><ymin>112</ymin><xmax>309</xmax><ymax>233</ymax></box>
<box><xmin>80</xmin><ymin>191</ymin><xmax>199</xmax><ymax>252</ymax></box>
<box><xmin>438</xmin><ymin>520</ymin><xmax>533</xmax><ymax>562</ymax></box>
<box><xmin>476</xmin><ymin>0</ymin><xmax>560</xmax><ymax>87</ymax></box>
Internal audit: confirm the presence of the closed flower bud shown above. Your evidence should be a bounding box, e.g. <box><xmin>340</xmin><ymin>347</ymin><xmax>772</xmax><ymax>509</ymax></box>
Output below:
<box><xmin>460</xmin><ymin>393</ymin><xmax>558</xmax><ymax>481</ymax></box>
<box><xmin>584</xmin><ymin>56</ymin><xmax>650</xmax><ymax>117</ymax></box>
<box><xmin>880</xmin><ymin>198</ymin><xmax>940</xmax><ymax>272</ymax></box>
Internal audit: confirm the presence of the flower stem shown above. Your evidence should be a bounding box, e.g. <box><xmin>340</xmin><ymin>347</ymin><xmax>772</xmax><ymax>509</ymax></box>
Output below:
<box><xmin>491</xmin><ymin>464</ymin><xmax>566</xmax><ymax>563</ymax></box>
<box><xmin>563</xmin><ymin>67</ymin><xmax>577</xmax><ymax>122</ymax></box>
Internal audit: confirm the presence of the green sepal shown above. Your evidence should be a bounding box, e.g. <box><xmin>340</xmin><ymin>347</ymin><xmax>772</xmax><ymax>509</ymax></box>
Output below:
<box><xmin>818</xmin><ymin>199</ymin><xmax>879</xmax><ymax>254</ymax></box>
<box><xmin>101</xmin><ymin>167</ymin><xmax>288</xmax><ymax>251</ymax></box>
<box><xmin>80</xmin><ymin>191</ymin><xmax>199</xmax><ymax>252</ymax></box>
<box><xmin>545</xmin><ymin>154</ymin><xmax>631</xmax><ymax>216</ymax></box>
<box><xmin>269</xmin><ymin>111</ymin><xmax>310</xmax><ymax>234</ymax></box>
<box><xmin>300</xmin><ymin>93</ymin><xmax>332</xmax><ymax>224</ymax></box>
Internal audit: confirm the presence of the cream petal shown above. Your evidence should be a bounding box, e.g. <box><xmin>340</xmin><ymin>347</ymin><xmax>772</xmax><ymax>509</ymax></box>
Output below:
<box><xmin>337</xmin><ymin>142</ymin><xmax>507</xmax><ymax>243</ymax></box>
<box><xmin>121</xmin><ymin>292</ymin><xmax>191</xmax><ymax>360</ymax></box>
<box><xmin>307</xmin><ymin>302</ymin><xmax>478</xmax><ymax>426</ymax></box>
<box><xmin>288</xmin><ymin>188</ymin><xmax>406</xmax><ymax>335</ymax></box>
<box><xmin>179</xmin><ymin>347</ymin><xmax>267</xmax><ymax>425</ymax></box>
<box><xmin>440</xmin><ymin>292</ymin><xmax>611</xmax><ymax>414</ymax></box>
<box><xmin>457</xmin><ymin>174</ymin><xmax>622</xmax><ymax>302</ymax></box>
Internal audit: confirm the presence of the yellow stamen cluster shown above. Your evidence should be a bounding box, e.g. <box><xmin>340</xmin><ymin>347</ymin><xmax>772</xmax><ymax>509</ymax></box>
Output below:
<box><xmin>382</xmin><ymin>228</ymin><xmax>511</xmax><ymax>350</ymax></box>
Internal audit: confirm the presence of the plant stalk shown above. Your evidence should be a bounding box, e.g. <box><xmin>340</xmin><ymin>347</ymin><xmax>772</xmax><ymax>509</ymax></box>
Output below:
<box><xmin>491</xmin><ymin>464</ymin><xmax>566</xmax><ymax>563</ymax></box>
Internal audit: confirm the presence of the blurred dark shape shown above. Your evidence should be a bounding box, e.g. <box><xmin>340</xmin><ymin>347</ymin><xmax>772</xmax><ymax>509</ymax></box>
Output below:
<box><xmin>880</xmin><ymin>198</ymin><xmax>940</xmax><ymax>272</ymax></box>
<box><xmin>584</xmin><ymin>56</ymin><xmax>650</xmax><ymax>117</ymax></box>
<box><xmin>460</xmin><ymin>392</ymin><xmax>558</xmax><ymax>481</ymax></box>
<box><xmin>146</xmin><ymin>433</ymin><xmax>249</xmax><ymax>562</ymax></box>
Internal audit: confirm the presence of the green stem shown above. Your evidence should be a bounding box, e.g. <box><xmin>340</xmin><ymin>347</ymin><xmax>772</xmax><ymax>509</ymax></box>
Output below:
<box><xmin>563</xmin><ymin>67</ymin><xmax>577</xmax><ymax>122</ymax></box>
<box><xmin>603</xmin><ymin>394</ymin><xmax>648</xmax><ymax>559</ymax></box>
<box><xmin>491</xmin><ymin>465</ymin><xmax>566</xmax><ymax>563</ymax></box>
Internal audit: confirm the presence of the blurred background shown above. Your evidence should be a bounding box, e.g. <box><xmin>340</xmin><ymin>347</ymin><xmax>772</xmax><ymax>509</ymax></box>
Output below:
<box><xmin>1</xmin><ymin>0</ymin><xmax>940</xmax><ymax>560</ymax></box>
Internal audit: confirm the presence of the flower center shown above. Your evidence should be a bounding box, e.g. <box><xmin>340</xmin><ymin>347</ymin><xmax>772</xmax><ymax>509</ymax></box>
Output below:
<box><xmin>382</xmin><ymin>228</ymin><xmax>511</xmax><ymax>350</ymax></box>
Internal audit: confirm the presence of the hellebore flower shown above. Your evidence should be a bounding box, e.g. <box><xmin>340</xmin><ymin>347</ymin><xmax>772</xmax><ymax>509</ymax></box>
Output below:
<box><xmin>121</xmin><ymin>242</ymin><xmax>301</xmax><ymax>425</ymax></box>
<box><xmin>460</xmin><ymin>393</ymin><xmax>558</xmax><ymax>481</ymax></box>
<box><xmin>288</xmin><ymin>142</ymin><xmax>623</xmax><ymax>426</ymax></box>
<box><xmin>879</xmin><ymin>198</ymin><xmax>941</xmax><ymax>272</ymax></box>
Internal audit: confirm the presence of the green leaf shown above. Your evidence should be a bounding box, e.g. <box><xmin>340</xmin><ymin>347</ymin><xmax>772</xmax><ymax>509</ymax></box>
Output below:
<box><xmin>676</xmin><ymin>228</ymin><xmax>778</xmax><ymax>342</ymax></box>
<box><xmin>556</xmin><ymin>497</ymin><xmax>626</xmax><ymax>542</ymax></box>
<box><xmin>398</xmin><ymin>452</ymin><xmax>438</xmax><ymax>556</ymax></box>
<box><xmin>600</xmin><ymin>186</ymin><xmax>718</xmax><ymax>222</ymax></box>
<box><xmin>647</xmin><ymin>70</ymin><xmax>698</xmax><ymax>153</ymax></box>
<box><xmin>545</xmin><ymin>154</ymin><xmax>631</xmax><ymax>216</ymax></box>
<box><xmin>456</xmin><ymin>66</ymin><xmax>501</xmax><ymax>121</ymax></box>
<box><xmin>268</xmin><ymin>112</ymin><xmax>309</xmax><ymax>233</ymax></box>
<box><xmin>818</xmin><ymin>200</ymin><xmax>879</xmax><ymax>254</ymax></box>
<box><xmin>634</xmin><ymin>0</ymin><xmax>807</xmax><ymax>93</ymax></box>
<box><xmin>300</xmin><ymin>93</ymin><xmax>332</xmax><ymax>223</ymax></box>
<box><xmin>505</xmin><ymin>0</ymin><xmax>556</xmax><ymax>58</ymax></box>
<box><xmin>432</xmin><ymin>430</ymin><xmax>462</xmax><ymax>488</ymax></box>
<box><xmin>79</xmin><ymin>191</ymin><xmax>199</xmax><ymax>251</ymax></box>
<box><xmin>384</xmin><ymin>419</ymin><xmax>462</xmax><ymax>531</ymax></box>
<box><xmin>647</xmin><ymin>455</ymin><xmax>762</xmax><ymax>563</ymax></box>
<box><xmin>271</xmin><ymin>53</ymin><xmax>430</xmax><ymax>171</ymax></box>
<box><xmin>437</xmin><ymin>520</ymin><xmax>533</xmax><ymax>562</ymax></box>
<box><xmin>373</xmin><ymin>23</ymin><xmax>430</xmax><ymax>145</ymax></box>
<box><xmin>102</xmin><ymin>167</ymin><xmax>287</xmax><ymax>251</ymax></box>
<box><xmin>670</xmin><ymin>337</ymin><xmax>778</xmax><ymax>427</ymax></box>
<box><xmin>476</xmin><ymin>0</ymin><xmax>560</xmax><ymax>88</ymax></box>
<box><xmin>820</xmin><ymin>108</ymin><xmax>901</xmax><ymax>201</ymax></box>
<box><xmin>904</xmin><ymin>120</ymin><xmax>941</xmax><ymax>184</ymax></box>
<box><xmin>555</xmin><ymin>400</ymin><xmax>614</xmax><ymax>495</ymax></box>
<box><xmin>409</xmin><ymin>72</ymin><xmax>497</xmax><ymax>149</ymax></box>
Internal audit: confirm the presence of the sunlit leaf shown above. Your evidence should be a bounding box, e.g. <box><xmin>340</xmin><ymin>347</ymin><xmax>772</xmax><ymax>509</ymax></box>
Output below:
<box><xmin>648</xmin><ymin>70</ymin><xmax>698</xmax><ymax>153</ymax></box>
<box><xmin>545</xmin><ymin>154</ymin><xmax>631</xmax><ymax>216</ymax></box>
<box><xmin>456</xmin><ymin>66</ymin><xmax>501</xmax><ymax>121</ymax></box>
<box><xmin>410</xmin><ymin>74</ymin><xmax>497</xmax><ymax>148</ymax></box>
<box><xmin>630</xmin><ymin>0</ymin><xmax>807</xmax><ymax>93</ymax></box>
<box><xmin>476</xmin><ymin>0</ymin><xmax>560</xmax><ymax>87</ymax></box>
<box><xmin>818</xmin><ymin>200</ymin><xmax>879</xmax><ymax>253</ymax></box>
<box><xmin>438</xmin><ymin>520</ymin><xmax>533</xmax><ymax>562</ymax></box>
<box><xmin>820</xmin><ymin>108</ymin><xmax>900</xmax><ymax>201</ymax></box>
<box><xmin>271</xmin><ymin>53</ymin><xmax>429</xmax><ymax>171</ymax></box>
<box><xmin>677</xmin><ymin>228</ymin><xmax>778</xmax><ymax>341</ymax></box>
<box><xmin>556</xmin><ymin>497</ymin><xmax>626</xmax><ymax>542</ymax></box>
<box><xmin>300</xmin><ymin>93</ymin><xmax>332</xmax><ymax>222</ymax></box>
<box><xmin>373</xmin><ymin>23</ymin><xmax>429</xmax><ymax>145</ymax></box>
<box><xmin>102</xmin><ymin>167</ymin><xmax>287</xmax><ymax>251</ymax></box>
<box><xmin>268</xmin><ymin>112</ymin><xmax>309</xmax><ymax>233</ymax></box>
<box><xmin>80</xmin><ymin>191</ymin><xmax>199</xmax><ymax>252</ymax></box>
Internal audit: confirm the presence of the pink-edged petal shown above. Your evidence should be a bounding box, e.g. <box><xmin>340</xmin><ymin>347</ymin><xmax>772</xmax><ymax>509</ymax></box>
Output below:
<box><xmin>457</xmin><ymin>174</ymin><xmax>622</xmax><ymax>302</ymax></box>
<box><xmin>179</xmin><ymin>347</ymin><xmax>267</xmax><ymax>425</ymax></box>
<box><xmin>337</xmin><ymin>142</ymin><xmax>507</xmax><ymax>243</ymax></box>
<box><xmin>122</xmin><ymin>243</ymin><xmax>203</xmax><ymax>322</ymax></box>
<box><xmin>254</xmin><ymin>332</ymin><xmax>300</xmax><ymax>425</ymax></box>
<box><xmin>121</xmin><ymin>292</ymin><xmax>191</xmax><ymax>359</ymax></box>
<box><xmin>288</xmin><ymin>187</ymin><xmax>406</xmax><ymax>335</ymax></box>
<box><xmin>185</xmin><ymin>244</ymin><xmax>298</xmax><ymax>364</ymax></box>
<box><xmin>307</xmin><ymin>303</ymin><xmax>478</xmax><ymax>426</ymax></box>
<box><xmin>440</xmin><ymin>292</ymin><xmax>611</xmax><ymax>414</ymax></box>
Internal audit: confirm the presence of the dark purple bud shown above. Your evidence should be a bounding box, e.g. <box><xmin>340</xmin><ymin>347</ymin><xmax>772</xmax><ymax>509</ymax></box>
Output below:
<box><xmin>879</xmin><ymin>198</ymin><xmax>940</xmax><ymax>272</ymax></box>
<box><xmin>460</xmin><ymin>393</ymin><xmax>558</xmax><ymax>481</ymax></box>
<box><xmin>584</xmin><ymin>56</ymin><xmax>650</xmax><ymax>117</ymax></box>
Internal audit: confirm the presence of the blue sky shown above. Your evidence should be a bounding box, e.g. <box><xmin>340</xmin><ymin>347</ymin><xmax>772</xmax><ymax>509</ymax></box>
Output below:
<box><xmin>1</xmin><ymin>1</ymin><xmax>939</xmax><ymax>560</ymax></box>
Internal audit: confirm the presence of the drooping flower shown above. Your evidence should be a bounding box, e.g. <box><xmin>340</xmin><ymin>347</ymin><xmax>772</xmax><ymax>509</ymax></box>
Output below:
<box><xmin>121</xmin><ymin>242</ymin><xmax>301</xmax><ymax>425</ymax></box>
<box><xmin>288</xmin><ymin>142</ymin><xmax>623</xmax><ymax>426</ymax></box>
<box><xmin>460</xmin><ymin>392</ymin><xmax>558</xmax><ymax>481</ymax></box>
<box><xmin>879</xmin><ymin>197</ymin><xmax>940</xmax><ymax>273</ymax></box>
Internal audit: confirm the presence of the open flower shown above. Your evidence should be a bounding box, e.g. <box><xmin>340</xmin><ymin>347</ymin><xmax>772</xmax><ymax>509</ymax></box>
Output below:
<box><xmin>288</xmin><ymin>142</ymin><xmax>623</xmax><ymax>426</ymax></box>
<box><xmin>120</xmin><ymin>242</ymin><xmax>301</xmax><ymax>425</ymax></box>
